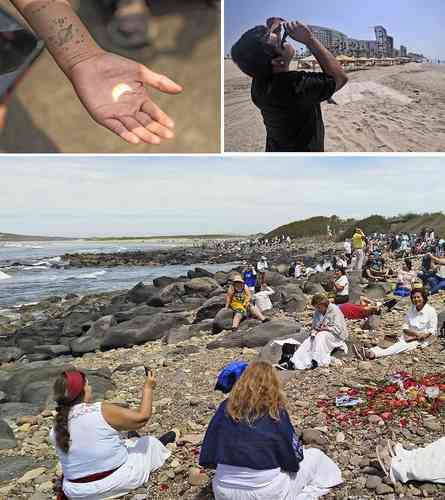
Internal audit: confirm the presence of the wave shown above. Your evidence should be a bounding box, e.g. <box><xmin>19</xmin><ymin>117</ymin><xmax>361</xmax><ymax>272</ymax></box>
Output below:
<box><xmin>34</xmin><ymin>256</ymin><xmax>62</xmax><ymax>267</ymax></box>
<box><xmin>0</xmin><ymin>271</ymin><xmax>12</xmax><ymax>280</ymax></box>
<box><xmin>65</xmin><ymin>270</ymin><xmax>107</xmax><ymax>280</ymax></box>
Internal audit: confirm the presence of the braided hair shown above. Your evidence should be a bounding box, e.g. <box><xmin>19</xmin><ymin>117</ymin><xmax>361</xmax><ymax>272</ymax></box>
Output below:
<box><xmin>53</xmin><ymin>372</ymin><xmax>86</xmax><ymax>453</ymax></box>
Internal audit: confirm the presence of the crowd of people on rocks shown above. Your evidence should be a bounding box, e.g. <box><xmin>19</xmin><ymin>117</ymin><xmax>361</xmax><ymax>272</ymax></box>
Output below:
<box><xmin>47</xmin><ymin>227</ymin><xmax>445</xmax><ymax>499</ymax></box>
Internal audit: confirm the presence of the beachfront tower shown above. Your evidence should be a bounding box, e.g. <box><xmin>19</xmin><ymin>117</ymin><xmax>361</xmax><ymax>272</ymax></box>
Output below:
<box><xmin>374</xmin><ymin>25</ymin><xmax>389</xmax><ymax>58</ymax></box>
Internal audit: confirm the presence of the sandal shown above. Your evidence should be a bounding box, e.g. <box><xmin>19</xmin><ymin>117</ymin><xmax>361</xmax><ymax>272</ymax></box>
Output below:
<box><xmin>376</xmin><ymin>444</ymin><xmax>391</xmax><ymax>477</ymax></box>
<box><xmin>352</xmin><ymin>344</ymin><xmax>365</xmax><ymax>360</ymax></box>
<box><xmin>107</xmin><ymin>0</ymin><xmax>157</xmax><ymax>49</ymax></box>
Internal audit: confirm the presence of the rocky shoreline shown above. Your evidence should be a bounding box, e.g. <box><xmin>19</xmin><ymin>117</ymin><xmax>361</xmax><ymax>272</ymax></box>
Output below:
<box><xmin>0</xmin><ymin>240</ymin><xmax>444</xmax><ymax>499</ymax></box>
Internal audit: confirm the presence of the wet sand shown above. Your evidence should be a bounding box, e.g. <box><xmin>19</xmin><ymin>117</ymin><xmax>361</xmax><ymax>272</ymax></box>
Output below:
<box><xmin>224</xmin><ymin>60</ymin><xmax>445</xmax><ymax>152</ymax></box>
<box><xmin>0</xmin><ymin>0</ymin><xmax>220</xmax><ymax>153</ymax></box>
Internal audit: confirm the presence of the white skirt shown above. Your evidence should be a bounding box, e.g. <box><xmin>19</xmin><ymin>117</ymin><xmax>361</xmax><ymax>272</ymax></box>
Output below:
<box><xmin>63</xmin><ymin>436</ymin><xmax>170</xmax><ymax>499</ymax></box>
<box><xmin>390</xmin><ymin>438</ymin><xmax>445</xmax><ymax>484</ymax></box>
<box><xmin>213</xmin><ymin>448</ymin><xmax>343</xmax><ymax>500</ymax></box>
<box><xmin>291</xmin><ymin>331</ymin><xmax>347</xmax><ymax>370</ymax></box>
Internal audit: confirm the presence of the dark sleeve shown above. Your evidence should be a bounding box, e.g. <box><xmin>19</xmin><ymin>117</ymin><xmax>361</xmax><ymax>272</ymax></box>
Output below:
<box><xmin>198</xmin><ymin>402</ymin><xmax>225</xmax><ymax>469</ymax></box>
<box><xmin>294</xmin><ymin>72</ymin><xmax>337</xmax><ymax>103</ymax></box>
<box><xmin>275</xmin><ymin>410</ymin><xmax>304</xmax><ymax>473</ymax></box>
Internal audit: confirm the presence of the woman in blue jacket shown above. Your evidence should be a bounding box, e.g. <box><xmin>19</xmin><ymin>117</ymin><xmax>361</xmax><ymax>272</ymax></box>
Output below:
<box><xmin>200</xmin><ymin>361</ymin><xmax>342</xmax><ymax>499</ymax></box>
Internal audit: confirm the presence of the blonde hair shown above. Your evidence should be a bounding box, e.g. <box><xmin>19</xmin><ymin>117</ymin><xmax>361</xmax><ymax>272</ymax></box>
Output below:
<box><xmin>226</xmin><ymin>361</ymin><xmax>286</xmax><ymax>424</ymax></box>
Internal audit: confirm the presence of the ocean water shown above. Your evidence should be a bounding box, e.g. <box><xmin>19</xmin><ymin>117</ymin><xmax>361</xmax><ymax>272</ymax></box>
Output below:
<box><xmin>0</xmin><ymin>241</ymin><xmax>237</xmax><ymax>308</ymax></box>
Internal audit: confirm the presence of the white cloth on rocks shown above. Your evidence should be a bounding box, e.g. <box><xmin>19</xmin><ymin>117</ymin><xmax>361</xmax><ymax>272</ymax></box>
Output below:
<box><xmin>290</xmin><ymin>304</ymin><xmax>348</xmax><ymax>369</ymax></box>
<box><xmin>369</xmin><ymin>303</ymin><xmax>437</xmax><ymax>359</ymax></box>
<box><xmin>213</xmin><ymin>448</ymin><xmax>343</xmax><ymax>500</ymax></box>
<box><xmin>390</xmin><ymin>438</ymin><xmax>445</xmax><ymax>484</ymax></box>
<box><xmin>62</xmin><ymin>436</ymin><xmax>170</xmax><ymax>499</ymax></box>
<box><xmin>254</xmin><ymin>286</ymin><xmax>274</xmax><ymax>312</ymax></box>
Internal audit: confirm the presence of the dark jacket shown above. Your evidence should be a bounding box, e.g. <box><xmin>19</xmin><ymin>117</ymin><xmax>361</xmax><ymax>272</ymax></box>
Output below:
<box><xmin>199</xmin><ymin>400</ymin><xmax>303</xmax><ymax>472</ymax></box>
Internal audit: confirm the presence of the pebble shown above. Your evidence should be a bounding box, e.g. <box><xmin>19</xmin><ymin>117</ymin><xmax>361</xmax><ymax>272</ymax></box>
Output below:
<box><xmin>365</xmin><ymin>475</ymin><xmax>382</xmax><ymax>490</ymax></box>
<box><xmin>188</xmin><ymin>467</ymin><xmax>207</xmax><ymax>486</ymax></box>
<box><xmin>18</xmin><ymin>467</ymin><xmax>46</xmax><ymax>483</ymax></box>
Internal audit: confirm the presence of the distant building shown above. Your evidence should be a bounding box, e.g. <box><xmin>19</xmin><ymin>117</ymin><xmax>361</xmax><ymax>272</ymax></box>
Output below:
<box><xmin>305</xmin><ymin>24</ymin><xmax>402</xmax><ymax>59</ymax></box>
<box><xmin>400</xmin><ymin>45</ymin><xmax>407</xmax><ymax>57</ymax></box>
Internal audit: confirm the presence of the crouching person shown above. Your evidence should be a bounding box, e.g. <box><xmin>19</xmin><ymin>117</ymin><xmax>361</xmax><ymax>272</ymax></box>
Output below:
<box><xmin>50</xmin><ymin>369</ymin><xmax>173</xmax><ymax>500</ymax></box>
<box><xmin>199</xmin><ymin>361</ymin><xmax>343</xmax><ymax>499</ymax></box>
<box><xmin>291</xmin><ymin>293</ymin><xmax>348</xmax><ymax>369</ymax></box>
<box><xmin>226</xmin><ymin>275</ymin><xmax>270</xmax><ymax>331</ymax></box>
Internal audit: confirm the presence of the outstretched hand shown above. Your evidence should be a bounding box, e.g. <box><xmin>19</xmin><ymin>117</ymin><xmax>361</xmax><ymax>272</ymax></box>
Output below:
<box><xmin>69</xmin><ymin>51</ymin><xmax>183</xmax><ymax>145</ymax></box>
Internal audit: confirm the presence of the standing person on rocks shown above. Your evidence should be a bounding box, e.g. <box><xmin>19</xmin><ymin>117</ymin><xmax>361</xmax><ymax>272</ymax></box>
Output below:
<box><xmin>353</xmin><ymin>288</ymin><xmax>438</xmax><ymax>360</ymax></box>
<box><xmin>199</xmin><ymin>361</ymin><xmax>343</xmax><ymax>499</ymax></box>
<box><xmin>257</xmin><ymin>256</ymin><xmax>269</xmax><ymax>285</ymax></box>
<box><xmin>343</xmin><ymin>238</ymin><xmax>352</xmax><ymax>264</ymax></box>
<box><xmin>230</xmin><ymin>18</ymin><xmax>348</xmax><ymax>152</ymax></box>
<box><xmin>350</xmin><ymin>228</ymin><xmax>366</xmax><ymax>271</ymax></box>
<box><xmin>290</xmin><ymin>293</ymin><xmax>348</xmax><ymax>370</ymax></box>
<box><xmin>226</xmin><ymin>275</ymin><xmax>270</xmax><ymax>331</ymax></box>
<box><xmin>49</xmin><ymin>369</ymin><xmax>174</xmax><ymax>500</ymax></box>
<box><xmin>243</xmin><ymin>264</ymin><xmax>257</xmax><ymax>295</ymax></box>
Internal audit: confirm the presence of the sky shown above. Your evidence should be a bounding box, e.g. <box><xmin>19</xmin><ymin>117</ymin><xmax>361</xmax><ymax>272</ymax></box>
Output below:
<box><xmin>224</xmin><ymin>0</ymin><xmax>445</xmax><ymax>60</ymax></box>
<box><xmin>1</xmin><ymin>156</ymin><xmax>444</xmax><ymax>238</ymax></box>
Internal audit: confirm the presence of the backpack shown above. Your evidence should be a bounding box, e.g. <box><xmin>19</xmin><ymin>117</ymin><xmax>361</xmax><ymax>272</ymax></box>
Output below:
<box><xmin>214</xmin><ymin>361</ymin><xmax>248</xmax><ymax>394</ymax></box>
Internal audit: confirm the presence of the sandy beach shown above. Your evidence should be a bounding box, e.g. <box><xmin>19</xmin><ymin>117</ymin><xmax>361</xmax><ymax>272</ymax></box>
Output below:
<box><xmin>0</xmin><ymin>0</ymin><xmax>220</xmax><ymax>154</ymax></box>
<box><xmin>224</xmin><ymin>60</ymin><xmax>445</xmax><ymax>152</ymax></box>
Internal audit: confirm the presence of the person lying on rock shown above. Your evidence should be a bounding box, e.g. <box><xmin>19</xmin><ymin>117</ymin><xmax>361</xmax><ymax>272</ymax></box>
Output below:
<box><xmin>199</xmin><ymin>361</ymin><xmax>343</xmax><ymax>499</ymax></box>
<box><xmin>353</xmin><ymin>287</ymin><xmax>438</xmax><ymax>361</ymax></box>
<box><xmin>50</xmin><ymin>369</ymin><xmax>175</xmax><ymax>500</ymax></box>
<box><xmin>289</xmin><ymin>293</ymin><xmax>348</xmax><ymax>370</ymax></box>
<box><xmin>230</xmin><ymin>19</ymin><xmax>348</xmax><ymax>152</ymax></box>
<box><xmin>226</xmin><ymin>274</ymin><xmax>270</xmax><ymax>331</ymax></box>
<box><xmin>426</xmin><ymin>253</ymin><xmax>445</xmax><ymax>295</ymax></box>
<box><xmin>376</xmin><ymin>438</ymin><xmax>445</xmax><ymax>486</ymax></box>
<box><xmin>338</xmin><ymin>295</ymin><xmax>397</xmax><ymax>321</ymax></box>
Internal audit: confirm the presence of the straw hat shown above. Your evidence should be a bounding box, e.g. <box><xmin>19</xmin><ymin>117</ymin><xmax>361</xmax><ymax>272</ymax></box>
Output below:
<box><xmin>232</xmin><ymin>274</ymin><xmax>244</xmax><ymax>283</ymax></box>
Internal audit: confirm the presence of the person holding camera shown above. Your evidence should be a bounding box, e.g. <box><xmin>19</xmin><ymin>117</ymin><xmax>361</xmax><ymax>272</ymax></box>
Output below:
<box><xmin>50</xmin><ymin>369</ymin><xmax>175</xmax><ymax>500</ymax></box>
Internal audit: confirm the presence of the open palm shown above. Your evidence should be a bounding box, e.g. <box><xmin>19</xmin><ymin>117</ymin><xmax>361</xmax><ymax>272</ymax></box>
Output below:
<box><xmin>70</xmin><ymin>51</ymin><xmax>183</xmax><ymax>145</ymax></box>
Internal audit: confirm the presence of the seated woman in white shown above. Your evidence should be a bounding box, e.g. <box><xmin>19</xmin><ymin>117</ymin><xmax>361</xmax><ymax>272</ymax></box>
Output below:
<box><xmin>50</xmin><ymin>369</ymin><xmax>173</xmax><ymax>500</ymax></box>
<box><xmin>354</xmin><ymin>287</ymin><xmax>437</xmax><ymax>360</ymax></box>
<box><xmin>291</xmin><ymin>293</ymin><xmax>348</xmax><ymax>370</ymax></box>
<box><xmin>199</xmin><ymin>361</ymin><xmax>343</xmax><ymax>500</ymax></box>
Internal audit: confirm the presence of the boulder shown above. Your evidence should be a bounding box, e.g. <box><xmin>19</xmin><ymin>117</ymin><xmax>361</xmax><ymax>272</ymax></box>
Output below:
<box><xmin>70</xmin><ymin>315</ymin><xmax>116</xmax><ymax>355</ymax></box>
<box><xmin>63</xmin><ymin>307</ymin><xmax>100</xmax><ymax>337</ymax></box>
<box><xmin>303</xmin><ymin>282</ymin><xmax>325</xmax><ymax>295</ymax></box>
<box><xmin>214</xmin><ymin>271</ymin><xmax>229</xmax><ymax>285</ymax></box>
<box><xmin>184</xmin><ymin>277</ymin><xmax>221</xmax><ymax>296</ymax></box>
<box><xmin>0</xmin><ymin>419</ymin><xmax>16</xmax><ymax>450</ymax></box>
<box><xmin>159</xmin><ymin>282</ymin><xmax>186</xmax><ymax>302</ymax></box>
<box><xmin>282</xmin><ymin>295</ymin><xmax>307</xmax><ymax>313</ymax></box>
<box><xmin>102</xmin><ymin>312</ymin><xmax>188</xmax><ymax>349</ymax></box>
<box><xmin>0</xmin><ymin>347</ymin><xmax>23</xmax><ymax>363</ymax></box>
<box><xmin>187</xmin><ymin>268</ymin><xmax>214</xmax><ymax>279</ymax></box>
<box><xmin>348</xmin><ymin>285</ymin><xmax>363</xmax><ymax>304</ymax></box>
<box><xmin>126</xmin><ymin>282</ymin><xmax>160</xmax><ymax>305</ymax></box>
<box><xmin>207</xmin><ymin>319</ymin><xmax>302</xmax><ymax>350</ymax></box>
<box><xmin>0</xmin><ymin>456</ymin><xmax>36</xmax><ymax>482</ymax></box>
<box><xmin>264</xmin><ymin>271</ymin><xmax>288</xmax><ymax>287</ymax></box>
<box><xmin>438</xmin><ymin>310</ymin><xmax>445</xmax><ymax>336</ymax></box>
<box><xmin>163</xmin><ymin>325</ymin><xmax>202</xmax><ymax>345</ymax></box>
<box><xmin>0</xmin><ymin>402</ymin><xmax>41</xmax><ymax>419</ymax></box>
<box><xmin>194</xmin><ymin>295</ymin><xmax>226</xmax><ymax>323</ymax></box>
<box><xmin>308</xmin><ymin>272</ymin><xmax>334</xmax><ymax>285</ymax></box>
<box><xmin>114</xmin><ymin>305</ymin><xmax>161</xmax><ymax>323</ymax></box>
<box><xmin>212</xmin><ymin>308</ymin><xmax>234</xmax><ymax>334</ymax></box>
<box><xmin>153</xmin><ymin>276</ymin><xmax>175</xmax><ymax>288</ymax></box>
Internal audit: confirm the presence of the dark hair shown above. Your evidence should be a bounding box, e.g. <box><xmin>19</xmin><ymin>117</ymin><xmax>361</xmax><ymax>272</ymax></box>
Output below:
<box><xmin>53</xmin><ymin>371</ymin><xmax>86</xmax><ymax>453</ymax></box>
<box><xmin>336</xmin><ymin>267</ymin><xmax>346</xmax><ymax>275</ymax></box>
<box><xmin>410</xmin><ymin>287</ymin><xmax>428</xmax><ymax>305</ymax></box>
<box><xmin>231</xmin><ymin>26</ymin><xmax>278</xmax><ymax>79</ymax></box>
<box><xmin>404</xmin><ymin>258</ymin><xmax>412</xmax><ymax>271</ymax></box>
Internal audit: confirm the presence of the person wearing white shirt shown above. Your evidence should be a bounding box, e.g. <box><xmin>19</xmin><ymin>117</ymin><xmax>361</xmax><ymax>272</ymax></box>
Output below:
<box><xmin>354</xmin><ymin>288</ymin><xmax>438</xmax><ymax>360</ymax></box>
<box><xmin>333</xmin><ymin>268</ymin><xmax>349</xmax><ymax>305</ymax></box>
<box><xmin>294</xmin><ymin>263</ymin><xmax>302</xmax><ymax>279</ymax></box>
<box><xmin>257</xmin><ymin>256</ymin><xmax>268</xmax><ymax>286</ymax></box>
<box><xmin>343</xmin><ymin>240</ymin><xmax>352</xmax><ymax>263</ymax></box>
<box><xmin>254</xmin><ymin>284</ymin><xmax>275</xmax><ymax>313</ymax></box>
